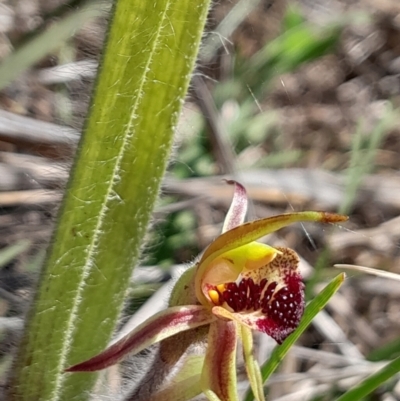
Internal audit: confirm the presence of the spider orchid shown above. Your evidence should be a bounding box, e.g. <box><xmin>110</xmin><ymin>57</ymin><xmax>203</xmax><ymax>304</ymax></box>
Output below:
<box><xmin>66</xmin><ymin>181</ymin><xmax>347</xmax><ymax>401</ymax></box>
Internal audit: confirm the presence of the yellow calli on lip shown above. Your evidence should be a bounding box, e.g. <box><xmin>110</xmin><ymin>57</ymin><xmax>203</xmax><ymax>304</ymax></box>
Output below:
<box><xmin>66</xmin><ymin>181</ymin><xmax>348</xmax><ymax>401</ymax></box>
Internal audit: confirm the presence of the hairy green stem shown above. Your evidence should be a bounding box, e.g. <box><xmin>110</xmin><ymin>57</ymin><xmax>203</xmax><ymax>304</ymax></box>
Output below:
<box><xmin>8</xmin><ymin>0</ymin><xmax>211</xmax><ymax>400</ymax></box>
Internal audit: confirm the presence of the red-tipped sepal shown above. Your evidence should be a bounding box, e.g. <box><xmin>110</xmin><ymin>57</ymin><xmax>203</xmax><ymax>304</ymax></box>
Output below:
<box><xmin>66</xmin><ymin>305</ymin><xmax>214</xmax><ymax>372</ymax></box>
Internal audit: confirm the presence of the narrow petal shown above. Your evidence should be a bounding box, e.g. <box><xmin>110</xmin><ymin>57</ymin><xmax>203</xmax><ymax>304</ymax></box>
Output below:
<box><xmin>196</xmin><ymin>211</ymin><xmax>347</xmax><ymax>306</ymax></box>
<box><xmin>66</xmin><ymin>305</ymin><xmax>214</xmax><ymax>372</ymax></box>
<box><xmin>201</xmin><ymin>320</ymin><xmax>239</xmax><ymax>401</ymax></box>
<box><xmin>240</xmin><ymin>326</ymin><xmax>265</xmax><ymax>401</ymax></box>
<box><xmin>222</xmin><ymin>180</ymin><xmax>248</xmax><ymax>233</ymax></box>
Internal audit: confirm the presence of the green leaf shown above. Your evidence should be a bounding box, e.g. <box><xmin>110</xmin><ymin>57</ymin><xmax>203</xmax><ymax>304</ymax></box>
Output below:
<box><xmin>244</xmin><ymin>273</ymin><xmax>345</xmax><ymax>401</ymax></box>
<box><xmin>335</xmin><ymin>356</ymin><xmax>400</xmax><ymax>401</ymax></box>
<box><xmin>7</xmin><ymin>0</ymin><xmax>211</xmax><ymax>400</ymax></box>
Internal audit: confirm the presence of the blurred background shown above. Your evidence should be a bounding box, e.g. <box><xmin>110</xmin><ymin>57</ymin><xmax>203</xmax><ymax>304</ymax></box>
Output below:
<box><xmin>0</xmin><ymin>0</ymin><xmax>400</xmax><ymax>399</ymax></box>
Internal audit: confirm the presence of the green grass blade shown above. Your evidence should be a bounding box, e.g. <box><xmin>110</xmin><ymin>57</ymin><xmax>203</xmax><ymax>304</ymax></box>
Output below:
<box><xmin>244</xmin><ymin>273</ymin><xmax>346</xmax><ymax>401</ymax></box>
<box><xmin>335</xmin><ymin>356</ymin><xmax>400</xmax><ymax>401</ymax></box>
<box><xmin>0</xmin><ymin>240</ymin><xmax>31</xmax><ymax>269</ymax></box>
<box><xmin>8</xmin><ymin>0</ymin><xmax>211</xmax><ymax>400</ymax></box>
<box><xmin>368</xmin><ymin>336</ymin><xmax>400</xmax><ymax>362</ymax></box>
<box><xmin>340</xmin><ymin>104</ymin><xmax>395</xmax><ymax>214</ymax></box>
<box><xmin>244</xmin><ymin>22</ymin><xmax>341</xmax><ymax>95</ymax></box>
<box><xmin>282</xmin><ymin>4</ymin><xmax>305</xmax><ymax>30</ymax></box>
<box><xmin>0</xmin><ymin>1</ymin><xmax>105</xmax><ymax>91</ymax></box>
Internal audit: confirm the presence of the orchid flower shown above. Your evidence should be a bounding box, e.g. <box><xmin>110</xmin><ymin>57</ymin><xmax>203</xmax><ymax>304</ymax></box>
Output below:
<box><xmin>66</xmin><ymin>181</ymin><xmax>347</xmax><ymax>401</ymax></box>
